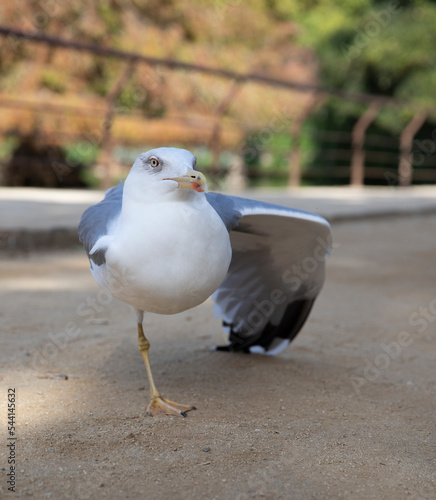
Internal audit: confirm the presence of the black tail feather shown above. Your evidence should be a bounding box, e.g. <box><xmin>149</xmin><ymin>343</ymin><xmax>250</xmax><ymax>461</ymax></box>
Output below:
<box><xmin>216</xmin><ymin>298</ymin><xmax>316</xmax><ymax>354</ymax></box>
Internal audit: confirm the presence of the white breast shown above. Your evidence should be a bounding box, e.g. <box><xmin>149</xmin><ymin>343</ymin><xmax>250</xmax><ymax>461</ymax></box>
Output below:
<box><xmin>96</xmin><ymin>196</ymin><xmax>232</xmax><ymax>314</ymax></box>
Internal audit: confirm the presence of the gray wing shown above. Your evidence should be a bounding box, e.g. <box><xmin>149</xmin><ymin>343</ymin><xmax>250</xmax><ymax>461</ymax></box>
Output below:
<box><xmin>78</xmin><ymin>183</ymin><xmax>123</xmax><ymax>265</ymax></box>
<box><xmin>205</xmin><ymin>193</ymin><xmax>332</xmax><ymax>355</ymax></box>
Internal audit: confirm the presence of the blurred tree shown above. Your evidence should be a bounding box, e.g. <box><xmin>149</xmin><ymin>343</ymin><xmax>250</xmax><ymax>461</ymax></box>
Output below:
<box><xmin>0</xmin><ymin>0</ymin><xmax>320</xmax><ymax>187</ymax></box>
<box><xmin>1</xmin><ymin>0</ymin><xmax>435</xmax><ymax>186</ymax></box>
<box><xmin>280</xmin><ymin>0</ymin><xmax>436</xmax><ymax>183</ymax></box>
<box><xmin>0</xmin><ymin>0</ymin><xmax>315</xmax><ymax>127</ymax></box>
<box><xmin>299</xmin><ymin>1</ymin><xmax>436</xmax><ymax>112</ymax></box>
<box><xmin>4</xmin><ymin>133</ymin><xmax>90</xmax><ymax>188</ymax></box>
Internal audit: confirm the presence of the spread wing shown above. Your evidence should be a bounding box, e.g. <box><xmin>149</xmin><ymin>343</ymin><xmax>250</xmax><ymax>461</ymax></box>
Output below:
<box><xmin>78</xmin><ymin>186</ymin><xmax>331</xmax><ymax>356</ymax></box>
<box><xmin>205</xmin><ymin>193</ymin><xmax>332</xmax><ymax>355</ymax></box>
<box><xmin>78</xmin><ymin>183</ymin><xmax>123</xmax><ymax>266</ymax></box>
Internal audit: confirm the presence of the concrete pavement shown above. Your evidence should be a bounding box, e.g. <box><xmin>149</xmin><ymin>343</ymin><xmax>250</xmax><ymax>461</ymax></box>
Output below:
<box><xmin>1</xmin><ymin>185</ymin><xmax>436</xmax><ymax>250</ymax></box>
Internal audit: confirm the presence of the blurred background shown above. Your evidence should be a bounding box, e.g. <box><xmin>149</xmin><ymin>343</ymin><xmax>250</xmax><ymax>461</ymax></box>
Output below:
<box><xmin>1</xmin><ymin>0</ymin><xmax>435</xmax><ymax>191</ymax></box>
<box><xmin>1</xmin><ymin>5</ymin><xmax>436</xmax><ymax>498</ymax></box>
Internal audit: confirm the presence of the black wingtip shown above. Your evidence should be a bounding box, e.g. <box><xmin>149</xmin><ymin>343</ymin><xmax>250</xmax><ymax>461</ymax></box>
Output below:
<box><xmin>215</xmin><ymin>344</ymin><xmax>232</xmax><ymax>352</ymax></box>
<box><xmin>215</xmin><ymin>344</ymin><xmax>251</xmax><ymax>354</ymax></box>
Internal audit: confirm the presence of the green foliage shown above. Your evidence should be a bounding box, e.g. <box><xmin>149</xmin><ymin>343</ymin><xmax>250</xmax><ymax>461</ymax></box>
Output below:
<box><xmin>85</xmin><ymin>60</ymin><xmax>111</xmax><ymax>97</ymax></box>
<box><xmin>97</xmin><ymin>0</ymin><xmax>123</xmax><ymax>35</ymax></box>
<box><xmin>116</xmin><ymin>82</ymin><xmax>166</xmax><ymax>116</ymax></box>
<box><xmin>194</xmin><ymin>146</ymin><xmax>214</xmax><ymax>172</ymax></box>
<box><xmin>78</xmin><ymin>167</ymin><xmax>101</xmax><ymax>189</ymax></box>
<box><xmin>241</xmin><ymin>130</ymin><xmax>292</xmax><ymax>186</ymax></box>
<box><xmin>63</xmin><ymin>141</ymin><xmax>99</xmax><ymax>167</ymax></box>
<box><xmin>295</xmin><ymin>1</ymin><xmax>436</xmax><ymax>118</ymax></box>
<box><xmin>0</xmin><ymin>136</ymin><xmax>18</xmax><ymax>156</ymax></box>
<box><xmin>63</xmin><ymin>141</ymin><xmax>101</xmax><ymax>188</ymax></box>
<box><xmin>278</xmin><ymin>0</ymin><xmax>436</xmax><ymax>183</ymax></box>
<box><xmin>2</xmin><ymin>0</ymin><xmax>435</xmax><ymax>187</ymax></box>
<box><xmin>40</xmin><ymin>69</ymin><xmax>67</xmax><ymax>93</ymax></box>
<box><xmin>0</xmin><ymin>136</ymin><xmax>19</xmax><ymax>162</ymax></box>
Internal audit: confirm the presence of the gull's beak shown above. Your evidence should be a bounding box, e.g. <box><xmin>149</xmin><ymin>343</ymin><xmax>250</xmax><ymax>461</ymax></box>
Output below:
<box><xmin>167</xmin><ymin>168</ymin><xmax>208</xmax><ymax>193</ymax></box>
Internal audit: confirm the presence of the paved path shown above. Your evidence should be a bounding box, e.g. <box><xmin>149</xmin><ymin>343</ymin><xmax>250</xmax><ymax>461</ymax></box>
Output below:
<box><xmin>1</xmin><ymin>214</ymin><xmax>434</xmax><ymax>499</ymax></box>
<box><xmin>1</xmin><ymin>185</ymin><xmax>436</xmax><ymax>250</ymax></box>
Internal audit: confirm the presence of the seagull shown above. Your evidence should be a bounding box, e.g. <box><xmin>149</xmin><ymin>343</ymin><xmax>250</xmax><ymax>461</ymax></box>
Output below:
<box><xmin>78</xmin><ymin>147</ymin><xmax>332</xmax><ymax>417</ymax></box>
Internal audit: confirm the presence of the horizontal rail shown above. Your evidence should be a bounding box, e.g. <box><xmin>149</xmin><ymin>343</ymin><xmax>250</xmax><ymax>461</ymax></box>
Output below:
<box><xmin>0</xmin><ymin>25</ymin><xmax>414</xmax><ymax>107</ymax></box>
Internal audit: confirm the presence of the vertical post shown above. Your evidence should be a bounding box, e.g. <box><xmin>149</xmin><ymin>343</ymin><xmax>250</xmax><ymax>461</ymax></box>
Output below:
<box><xmin>288</xmin><ymin>94</ymin><xmax>321</xmax><ymax>188</ymax></box>
<box><xmin>226</xmin><ymin>154</ymin><xmax>247</xmax><ymax>191</ymax></box>
<box><xmin>398</xmin><ymin>110</ymin><xmax>427</xmax><ymax>187</ymax></box>
<box><xmin>209</xmin><ymin>79</ymin><xmax>244</xmax><ymax>184</ymax></box>
<box><xmin>100</xmin><ymin>60</ymin><xmax>136</xmax><ymax>190</ymax></box>
<box><xmin>350</xmin><ymin>101</ymin><xmax>381</xmax><ymax>187</ymax></box>
<box><xmin>209</xmin><ymin>121</ymin><xmax>222</xmax><ymax>182</ymax></box>
<box><xmin>289</xmin><ymin>118</ymin><xmax>304</xmax><ymax>188</ymax></box>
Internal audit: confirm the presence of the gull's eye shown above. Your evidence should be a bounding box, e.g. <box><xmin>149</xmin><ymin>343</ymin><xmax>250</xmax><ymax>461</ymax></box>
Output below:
<box><xmin>150</xmin><ymin>157</ymin><xmax>160</xmax><ymax>168</ymax></box>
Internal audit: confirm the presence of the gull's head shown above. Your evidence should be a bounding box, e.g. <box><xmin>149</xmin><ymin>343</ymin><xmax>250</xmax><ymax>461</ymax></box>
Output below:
<box><xmin>124</xmin><ymin>147</ymin><xmax>207</xmax><ymax>202</ymax></box>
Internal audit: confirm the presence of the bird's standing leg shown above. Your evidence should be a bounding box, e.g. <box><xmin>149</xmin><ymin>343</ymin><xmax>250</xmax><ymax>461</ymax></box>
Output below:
<box><xmin>136</xmin><ymin>311</ymin><xmax>195</xmax><ymax>417</ymax></box>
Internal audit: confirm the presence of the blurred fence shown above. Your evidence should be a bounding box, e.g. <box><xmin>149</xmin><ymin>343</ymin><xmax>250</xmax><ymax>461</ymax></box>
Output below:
<box><xmin>1</xmin><ymin>26</ymin><xmax>435</xmax><ymax>189</ymax></box>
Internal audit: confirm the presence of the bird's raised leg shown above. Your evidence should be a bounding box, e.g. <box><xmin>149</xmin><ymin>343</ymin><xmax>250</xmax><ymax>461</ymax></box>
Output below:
<box><xmin>136</xmin><ymin>312</ymin><xmax>195</xmax><ymax>417</ymax></box>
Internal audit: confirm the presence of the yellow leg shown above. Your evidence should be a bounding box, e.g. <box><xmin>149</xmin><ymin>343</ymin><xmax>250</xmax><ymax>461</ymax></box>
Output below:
<box><xmin>137</xmin><ymin>323</ymin><xmax>196</xmax><ymax>417</ymax></box>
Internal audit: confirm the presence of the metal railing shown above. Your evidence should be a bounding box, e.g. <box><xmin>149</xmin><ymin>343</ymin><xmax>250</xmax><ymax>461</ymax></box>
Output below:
<box><xmin>1</xmin><ymin>26</ymin><xmax>435</xmax><ymax>188</ymax></box>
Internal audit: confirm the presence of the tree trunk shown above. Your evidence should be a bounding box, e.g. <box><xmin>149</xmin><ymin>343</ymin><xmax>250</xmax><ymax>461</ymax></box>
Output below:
<box><xmin>398</xmin><ymin>111</ymin><xmax>427</xmax><ymax>187</ymax></box>
<box><xmin>350</xmin><ymin>101</ymin><xmax>381</xmax><ymax>187</ymax></box>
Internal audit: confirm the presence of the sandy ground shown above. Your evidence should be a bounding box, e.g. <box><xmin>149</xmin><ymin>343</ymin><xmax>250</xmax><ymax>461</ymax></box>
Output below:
<box><xmin>0</xmin><ymin>214</ymin><xmax>435</xmax><ymax>499</ymax></box>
